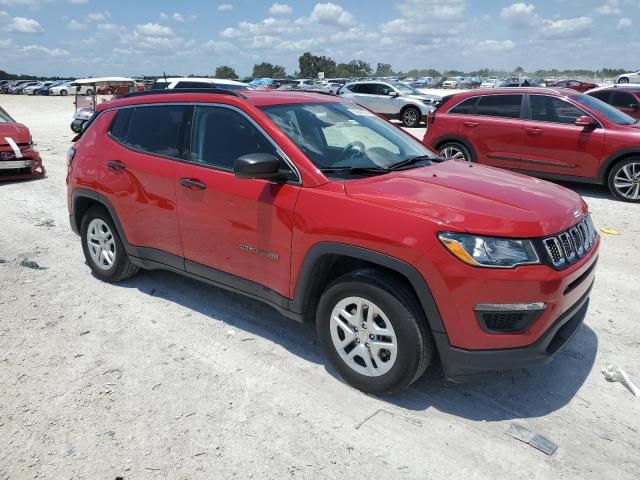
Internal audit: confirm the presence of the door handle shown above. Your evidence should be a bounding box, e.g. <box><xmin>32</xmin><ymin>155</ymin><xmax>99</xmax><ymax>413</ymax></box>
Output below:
<box><xmin>526</xmin><ymin>127</ymin><xmax>543</xmax><ymax>136</ymax></box>
<box><xmin>107</xmin><ymin>160</ymin><xmax>126</xmax><ymax>172</ymax></box>
<box><xmin>180</xmin><ymin>178</ymin><xmax>206</xmax><ymax>190</ymax></box>
<box><xmin>463</xmin><ymin>121</ymin><xmax>479</xmax><ymax>128</ymax></box>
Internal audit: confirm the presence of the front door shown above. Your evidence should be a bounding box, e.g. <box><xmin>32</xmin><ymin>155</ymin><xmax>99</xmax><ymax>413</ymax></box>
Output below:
<box><xmin>174</xmin><ymin>105</ymin><xmax>300</xmax><ymax>298</ymax></box>
<box><xmin>520</xmin><ymin>94</ymin><xmax>604</xmax><ymax>178</ymax></box>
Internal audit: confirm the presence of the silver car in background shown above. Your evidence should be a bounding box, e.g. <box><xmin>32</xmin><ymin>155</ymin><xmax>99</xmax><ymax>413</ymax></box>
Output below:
<box><xmin>337</xmin><ymin>80</ymin><xmax>439</xmax><ymax>127</ymax></box>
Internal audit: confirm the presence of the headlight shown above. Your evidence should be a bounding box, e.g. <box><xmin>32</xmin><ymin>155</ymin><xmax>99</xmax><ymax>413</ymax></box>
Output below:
<box><xmin>438</xmin><ymin>232</ymin><xmax>540</xmax><ymax>268</ymax></box>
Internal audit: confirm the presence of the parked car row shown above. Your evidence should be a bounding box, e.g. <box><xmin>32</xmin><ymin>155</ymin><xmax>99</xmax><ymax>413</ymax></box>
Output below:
<box><xmin>0</xmin><ymin>79</ymin><xmax>95</xmax><ymax>95</ymax></box>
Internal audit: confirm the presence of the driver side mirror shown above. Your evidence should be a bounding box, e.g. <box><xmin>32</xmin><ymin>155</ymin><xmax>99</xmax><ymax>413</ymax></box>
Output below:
<box><xmin>575</xmin><ymin>115</ymin><xmax>597</xmax><ymax>128</ymax></box>
<box><xmin>234</xmin><ymin>153</ymin><xmax>290</xmax><ymax>181</ymax></box>
<box><xmin>629</xmin><ymin>103</ymin><xmax>639</xmax><ymax>110</ymax></box>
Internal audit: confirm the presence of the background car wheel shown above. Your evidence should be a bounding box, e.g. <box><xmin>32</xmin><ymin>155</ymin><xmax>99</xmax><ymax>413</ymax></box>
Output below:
<box><xmin>618</xmin><ymin>77</ymin><xmax>629</xmax><ymax>84</ymax></box>
<box><xmin>81</xmin><ymin>207</ymin><xmax>139</xmax><ymax>282</ymax></box>
<box><xmin>316</xmin><ymin>269</ymin><xmax>433</xmax><ymax>395</ymax></box>
<box><xmin>401</xmin><ymin>107</ymin><xmax>421</xmax><ymax>128</ymax></box>
<box><xmin>608</xmin><ymin>158</ymin><xmax>640</xmax><ymax>202</ymax></box>
<box><xmin>438</xmin><ymin>142</ymin><xmax>473</xmax><ymax>162</ymax></box>
<box><xmin>60</xmin><ymin>90</ymin><xmax>68</xmax><ymax>96</ymax></box>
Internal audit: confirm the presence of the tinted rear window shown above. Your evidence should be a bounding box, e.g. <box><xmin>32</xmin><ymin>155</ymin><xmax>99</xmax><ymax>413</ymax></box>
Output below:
<box><xmin>110</xmin><ymin>105</ymin><xmax>189</xmax><ymax>158</ymax></box>
<box><xmin>476</xmin><ymin>95</ymin><xmax>522</xmax><ymax>118</ymax></box>
<box><xmin>449</xmin><ymin>97</ymin><xmax>477</xmax><ymax>114</ymax></box>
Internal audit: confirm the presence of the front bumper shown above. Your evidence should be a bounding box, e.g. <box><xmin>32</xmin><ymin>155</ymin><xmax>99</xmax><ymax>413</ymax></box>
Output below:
<box><xmin>0</xmin><ymin>153</ymin><xmax>46</xmax><ymax>181</ymax></box>
<box><xmin>434</xmin><ymin>283</ymin><xmax>592</xmax><ymax>381</ymax></box>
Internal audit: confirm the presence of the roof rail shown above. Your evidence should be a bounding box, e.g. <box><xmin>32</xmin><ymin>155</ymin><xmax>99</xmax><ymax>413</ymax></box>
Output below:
<box><xmin>293</xmin><ymin>89</ymin><xmax>336</xmax><ymax>96</ymax></box>
<box><xmin>124</xmin><ymin>88</ymin><xmax>247</xmax><ymax>99</ymax></box>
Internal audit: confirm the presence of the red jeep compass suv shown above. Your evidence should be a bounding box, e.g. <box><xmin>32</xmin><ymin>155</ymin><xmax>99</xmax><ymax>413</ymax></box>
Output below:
<box><xmin>423</xmin><ymin>87</ymin><xmax>640</xmax><ymax>202</ymax></box>
<box><xmin>66</xmin><ymin>89</ymin><xmax>599</xmax><ymax>394</ymax></box>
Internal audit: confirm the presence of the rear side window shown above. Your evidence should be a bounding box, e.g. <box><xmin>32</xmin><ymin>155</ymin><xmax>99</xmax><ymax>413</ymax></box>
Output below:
<box><xmin>110</xmin><ymin>105</ymin><xmax>189</xmax><ymax>158</ymax></box>
<box><xmin>529</xmin><ymin>95</ymin><xmax>586</xmax><ymax>124</ymax></box>
<box><xmin>175</xmin><ymin>81</ymin><xmax>213</xmax><ymax>89</ymax></box>
<box><xmin>476</xmin><ymin>95</ymin><xmax>522</xmax><ymax>118</ymax></box>
<box><xmin>190</xmin><ymin>106</ymin><xmax>278</xmax><ymax>170</ymax></box>
<box><xmin>590</xmin><ymin>91</ymin><xmax>610</xmax><ymax>102</ymax></box>
<box><xmin>449</xmin><ymin>97</ymin><xmax>477</xmax><ymax>114</ymax></box>
<box><xmin>611</xmin><ymin>92</ymin><xmax>635</xmax><ymax>107</ymax></box>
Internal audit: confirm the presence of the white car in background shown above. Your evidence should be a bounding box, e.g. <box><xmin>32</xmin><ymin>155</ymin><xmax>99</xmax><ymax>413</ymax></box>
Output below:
<box><xmin>616</xmin><ymin>70</ymin><xmax>640</xmax><ymax>84</ymax></box>
<box><xmin>480</xmin><ymin>77</ymin><xmax>497</xmax><ymax>88</ymax></box>
<box><xmin>49</xmin><ymin>81</ymin><xmax>93</xmax><ymax>96</ymax></box>
<box><xmin>150</xmin><ymin>77</ymin><xmax>249</xmax><ymax>90</ymax></box>
<box><xmin>442</xmin><ymin>77</ymin><xmax>462</xmax><ymax>89</ymax></box>
<box><xmin>338</xmin><ymin>80</ymin><xmax>438</xmax><ymax>127</ymax></box>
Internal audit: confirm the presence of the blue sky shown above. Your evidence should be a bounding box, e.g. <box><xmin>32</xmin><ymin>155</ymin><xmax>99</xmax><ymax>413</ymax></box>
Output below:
<box><xmin>1</xmin><ymin>0</ymin><xmax>639</xmax><ymax>77</ymax></box>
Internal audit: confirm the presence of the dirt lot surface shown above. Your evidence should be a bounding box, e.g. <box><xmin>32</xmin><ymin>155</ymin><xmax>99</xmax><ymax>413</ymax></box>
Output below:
<box><xmin>1</xmin><ymin>95</ymin><xmax>639</xmax><ymax>479</ymax></box>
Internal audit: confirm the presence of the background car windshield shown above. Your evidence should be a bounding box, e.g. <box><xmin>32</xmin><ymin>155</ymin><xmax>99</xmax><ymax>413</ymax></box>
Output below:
<box><xmin>260</xmin><ymin>102</ymin><xmax>433</xmax><ymax>171</ymax></box>
<box><xmin>392</xmin><ymin>83</ymin><xmax>420</xmax><ymax>95</ymax></box>
<box><xmin>573</xmin><ymin>94</ymin><xmax>636</xmax><ymax>125</ymax></box>
<box><xmin>0</xmin><ymin>110</ymin><xmax>13</xmax><ymax>122</ymax></box>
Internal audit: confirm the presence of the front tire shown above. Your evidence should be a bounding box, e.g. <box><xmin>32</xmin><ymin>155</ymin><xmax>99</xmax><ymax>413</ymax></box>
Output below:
<box><xmin>608</xmin><ymin>158</ymin><xmax>640</xmax><ymax>202</ymax></box>
<box><xmin>316</xmin><ymin>270</ymin><xmax>433</xmax><ymax>395</ymax></box>
<box><xmin>81</xmin><ymin>207</ymin><xmax>139</xmax><ymax>281</ymax></box>
<box><xmin>438</xmin><ymin>141</ymin><xmax>473</xmax><ymax>162</ymax></box>
<box><xmin>60</xmin><ymin>89</ymin><xmax>68</xmax><ymax>96</ymax></box>
<box><xmin>401</xmin><ymin>106</ymin><xmax>422</xmax><ymax>128</ymax></box>
<box><xmin>618</xmin><ymin>77</ymin><xmax>630</xmax><ymax>84</ymax></box>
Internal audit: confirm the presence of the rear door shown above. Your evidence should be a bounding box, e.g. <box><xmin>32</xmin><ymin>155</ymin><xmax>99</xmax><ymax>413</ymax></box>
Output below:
<box><xmin>174</xmin><ymin>105</ymin><xmax>300</xmax><ymax>298</ymax></box>
<box><xmin>456</xmin><ymin>94</ymin><xmax>524</xmax><ymax>165</ymax></box>
<box><xmin>99</xmin><ymin>105</ymin><xmax>189</xmax><ymax>261</ymax></box>
<box><xmin>520</xmin><ymin>94</ymin><xmax>604</xmax><ymax>177</ymax></box>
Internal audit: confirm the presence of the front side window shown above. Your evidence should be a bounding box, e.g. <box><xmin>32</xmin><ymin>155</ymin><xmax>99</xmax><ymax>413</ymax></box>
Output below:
<box><xmin>110</xmin><ymin>105</ymin><xmax>189</xmax><ymax>158</ymax></box>
<box><xmin>475</xmin><ymin>95</ymin><xmax>522</xmax><ymax>118</ymax></box>
<box><xmin>529</xmin><ymin>95</ymin><xmax>587</xmax><ymax>124</ymax></box>
<box><xmin>190</xmin><ymin>106</ymin><xmax>278</xmax><ymax>170</ymax></box>
<box><xmin>260</xmin><ymin>102</ymin><xmax>434</xmax><ymax>176</ymax></box>
<box><xmin>356</xmin><ymin>84</ymin><xmax>376</xmax><ymax>94</ymax></box>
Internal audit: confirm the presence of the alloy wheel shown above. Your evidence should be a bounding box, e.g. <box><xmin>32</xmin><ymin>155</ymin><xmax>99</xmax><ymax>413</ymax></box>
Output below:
<box><xmin>329</xmin><ymin>296</ymin><xmax>398</xmax><ymax>377</ymax></box>
<box><xmin>402</xmin><ymin>109</ymin><xmax>419</xmax><ymax>127</ymax></box>
<box><xmin>440</xmin><ymin>145</ymin><xmax>468</xmax><ymax>161</ymax></box>
<box><xmin>613</xmin><ymin>162</ymin><xmax>640</xmax><ymax>200</ymax></box>
<box><xmin>86</xmin><ymin>218</ymin><xmax>116</xmax><ymax>270</ymax></box>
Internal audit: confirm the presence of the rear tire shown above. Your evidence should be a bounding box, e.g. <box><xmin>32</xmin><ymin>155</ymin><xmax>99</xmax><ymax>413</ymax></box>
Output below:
<box><xmin>401</xmin><ymin>106</ymin><xmax>422</xmax><ymax>128</ymax></box>
<box><xmin>60</xmin><ymin>90</ymin><xmax>68</xmax><ymax>96</ymax></box>
<box><xmin>607</xmin><ymin>158</ymin><xmax>640</xmax><ymax>202</ymax></box>
<box><xmin>80</xmin><ymin>207</ymin><xmax>139</xmax><ymax>282</ymax></box>
<box><xmin>316</xmin><ymin>270</ymin><xmax>433</xmax><ymax>395</ymax></box>
<box><xmin>438</xmin><ymin>141</ymin><xmax>474</xmax><ymax>162</ymax></box>
<box><xmin>618</xmin><ymin>77</ymin><xmax>630</xmax><ymax>84</ymax></box>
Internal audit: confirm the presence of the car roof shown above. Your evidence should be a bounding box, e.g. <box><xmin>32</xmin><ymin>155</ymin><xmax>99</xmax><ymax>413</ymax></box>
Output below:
<box><xmin>453</xmin><ymin>87</ymin><xmax>577</xmax><ymax>97</ymax></box>
<box><xmin>156</xmin><ymin>77</ymin><xmax>247</xmax><ymax>86</ymax></box>
<box><xmin>98</xmin><ymin>89</ymin><xmax>346</xmax><ymax>112</ymax></box>
<box><xmin>589</xmin><ymin>85</ymin><xmax>640</xmax><ymax>93</ymax></box>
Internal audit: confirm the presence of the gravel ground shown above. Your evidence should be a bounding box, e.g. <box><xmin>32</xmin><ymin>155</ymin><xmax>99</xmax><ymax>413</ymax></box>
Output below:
<box><xmin>1</xmin><ymin>95</ymin><xmax>639</xmax><ymax>480</ymax></box>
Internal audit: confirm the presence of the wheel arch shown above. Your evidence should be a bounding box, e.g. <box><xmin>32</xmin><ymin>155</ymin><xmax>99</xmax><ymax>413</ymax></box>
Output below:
<box><xmin>597</xmin><ymin>149</ymin><xmax>640</xmax><ymax>184</ymax></box>
<box><xmin>71</xmin><ymin>188</ymin><xmax>129</xmax><ymax>248</ymax></box>
<box><xmin>290</xmin><ymin>242</ymin><xmax>446</xmax><ymax>336</ymax></box>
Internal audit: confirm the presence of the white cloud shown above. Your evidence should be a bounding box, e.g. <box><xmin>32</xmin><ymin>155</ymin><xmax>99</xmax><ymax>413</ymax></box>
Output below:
<box><xmin>217</xmin><ymin>4</ymin><xmax>233</xmax><ymax>12</ymax></box>
<box><xmin>0</xmin><ymin>0</ymin><xmax>40</xmax><ymax>6</ymax></box>
<box><xmin>22</xmin><ymin>44</ymin><xmax>70</xmax><ymax>56</ymax></box>
<box><xmin>595</xmin><ymin>0</ymin><xmax>621</xmax><ymax>16</ymax></box>
<box><xmin>540</xmin><ymin>16</ymin><xmax>593</xmax><ymax>38</ymax></box>
<box><xmin>172</xmin><ymin>12</ymin><xmax>185</xmax><ymax>22</ymax></box>
<box><xmin>500</xmin><ymin>3</ymin><xmax>538</xmax><ymax>26</ymax></box>
<box><xmin>307</xmin><ymin>2</ymin><xmax>353</xmax><ymax>25</ymax></box>
<box><xmin>8</xmin><ymin>16</ymin><xmax>42</xmax><ymax>33</ymax></box>
<box><xmin>475</xmin><ymin>39</ymin><xmax>516</xmax><ymax>52</ymax></box>
<box><xmin>617</xmin><ymin>17</ymin><xmax>632</xmax><ymax>28</ymax></box>
<box><xmin>67</xmin><ymin>19</ymin><xmax>87</xmax><ymax>30</ymax></box>
<box><xmin>135</xmin><ymin>23</ymin><xmax>173</xmax><ymax>36</ymax></box>
<box><xmin>269</xmin><ymin>3</ymin><xmax>291</xmax><ymax>15</ymax></box>
<box><xmin>87</xmin><ymin>11</ymin><xmax>111</xmax><ymax>22</ymax></box>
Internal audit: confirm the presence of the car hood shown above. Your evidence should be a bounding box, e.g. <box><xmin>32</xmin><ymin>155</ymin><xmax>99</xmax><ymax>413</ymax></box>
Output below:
<box><xmin>0</xmin><ymin>122</ymin><xmax>31</xmax><ymax>145</ymax></box>
<box><xmin>344</xmin><ymin>161</ymin><xmax>586</xmax><ymax>238</ymax></box>
<box><xmin>406</xmin><ymin>94</ymin><xmax>440</xmax><ymax>103</ymax></box>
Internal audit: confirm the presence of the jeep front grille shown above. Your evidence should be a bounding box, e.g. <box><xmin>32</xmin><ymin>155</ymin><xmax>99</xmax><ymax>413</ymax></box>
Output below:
<box><xmin>543</xmin><ymin>216</ymin><xmax>597</xmax><ymax>269</ymax></box>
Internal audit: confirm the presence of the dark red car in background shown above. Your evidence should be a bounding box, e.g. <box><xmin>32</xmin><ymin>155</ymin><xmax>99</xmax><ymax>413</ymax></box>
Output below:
<box><xmin>588</xmin><ymin>86</ymin><xmax>640</xmax><ymax>120</ymax></box>
<box><xmin>0</xmin><ymin>106</ymin><xmax>45</xmax><ymax>180</ymax></box>
<box><xmin>423</xmin><ymin>87</ymin><xmax>640</xmax><ymax>202</ymax></box>
<box><xmin>547</xmin><ymin>79</ymin><xmax>599</xmax><ymax>92</ymax></box>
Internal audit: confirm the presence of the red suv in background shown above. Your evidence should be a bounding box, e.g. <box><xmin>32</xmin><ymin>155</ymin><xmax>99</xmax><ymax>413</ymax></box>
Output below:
<box><xmin>588</xmin><ymin>86</ymin><xmax>640</xmax><ymax>120</ymax></box>
<box><xmin>67</xmin><ymin>89</ymin><xmax>599</xmax><ymax>394</ymax></box>
<box><xmin>424</xmin><ymin>87</ymin><xmax>640</xmax><ymax>201</ymax></box>
<box><xmin>547</xmin><ymin>79</ymin><xmax>598</xmax><ymax>93</ymax></box>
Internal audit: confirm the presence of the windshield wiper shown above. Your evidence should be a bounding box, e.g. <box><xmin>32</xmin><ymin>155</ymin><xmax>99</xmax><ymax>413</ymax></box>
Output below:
<box><xmin>320</xmin><ymin>166</ymin><xmax>390</xmax><ymax>175</ymax></box>
<box><xmin>386</xmin><ymin>155</ymin><xmax>433</xmax><ymax>171</ymax></box>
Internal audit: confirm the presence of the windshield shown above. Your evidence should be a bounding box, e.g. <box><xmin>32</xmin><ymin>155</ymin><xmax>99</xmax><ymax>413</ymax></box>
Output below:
<box><xmin>572</xmin><ymin>93</ymin><xmax>636</xmax><ymax>125</ymax></box>
<box><xmin>392</xmin><ymin>83</ymin><xmax>421</xmax><ymax>95</ymax></box>
<box><xmin>260</xmin><ymin>102</ymin><xmax>434</xmax><ymax>177</ymax></box>
<box><xmin>0</xmin><ymin>109</ymin><xmax>13</xmax><ymax>123</ymax></box>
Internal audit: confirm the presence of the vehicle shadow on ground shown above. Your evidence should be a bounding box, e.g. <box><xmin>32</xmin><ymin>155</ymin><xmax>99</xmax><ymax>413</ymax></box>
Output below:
<box><xmin>114</xmin><ymin>268</ymin><xmax>598</xmax><ymax>422</ymax></box>
<box><xmin>559</xmin><ymin>181</ymin><xmax>612</xmax><ymax>200</ymax></box>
